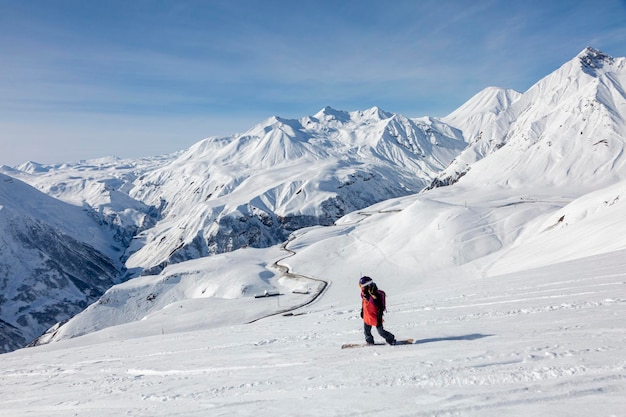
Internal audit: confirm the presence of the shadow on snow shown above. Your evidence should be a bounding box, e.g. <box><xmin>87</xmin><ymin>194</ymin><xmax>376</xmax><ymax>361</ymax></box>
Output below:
<box><xmin>413</xmin><ymin>333</ymin><xmax>493</xmax><ymax>345</ymax></box>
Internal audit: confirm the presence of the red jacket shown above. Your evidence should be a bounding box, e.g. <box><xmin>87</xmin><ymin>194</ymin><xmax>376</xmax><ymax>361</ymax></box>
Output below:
<box><xmin>361</xmin><ymin>290</ymin><xmax>384</xmax><ymax>326</ymax></box>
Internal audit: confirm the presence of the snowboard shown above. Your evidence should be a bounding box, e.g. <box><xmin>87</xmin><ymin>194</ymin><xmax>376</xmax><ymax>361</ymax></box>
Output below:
<box><xmin>341</xmin><ymin>338</ymin><xmax>414</xmax><ymax>349</ymax></box>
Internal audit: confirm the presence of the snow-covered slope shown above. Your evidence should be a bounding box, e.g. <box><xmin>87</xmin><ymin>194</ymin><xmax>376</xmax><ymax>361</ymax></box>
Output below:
<box><xmin>0</xmin><ymin>156</ymin><xmax>176</xmax><ymax>247</ymax></box>
<box><xmin>442</xmin><ymin>86</ymin><xmax>522</xmax><ymax>143</ymax></box>
<box><xmin>1</xmin><ymin>48</ymin><xmax>626</xmax><ymax>415</ymax></box>
<box><xmin>0</xmin><ymin>173</ymin><xmax>123</xmax><ymax>352</ymax></box>
<box><xmin>37</xmin><ymin>49</ymin><xmax>626</xmax><ymax>348</ymax></box>
<box><xmin>122</xmin><ymin>106</ymin><xmax>466</xmax><ymax>273</ymax></box>
<box><xmin>3</xmin><ymin>176</ymin><xmax>625</xmax><ymax>417</ymax></box>
<box><xmin>6</xmin><ymin>46</ymin><xmax>626</xmax><ymax>359</ymax></box>
<box><xmin>0</xmin><ymin>109</ymin><xmax>465</xmax><ymax>352</ymax></box>
<box><xmin>433</xmin><ymin>47</ymin><xmax>626</xmax><ymax>191</ymax></box>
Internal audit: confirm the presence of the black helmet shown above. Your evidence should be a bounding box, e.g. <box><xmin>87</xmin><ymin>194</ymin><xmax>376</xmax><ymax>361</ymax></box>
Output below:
<box><xmin>359</xmin><ymin>276</ymin><xmax>373</xmax><ymax>287</ymax></box>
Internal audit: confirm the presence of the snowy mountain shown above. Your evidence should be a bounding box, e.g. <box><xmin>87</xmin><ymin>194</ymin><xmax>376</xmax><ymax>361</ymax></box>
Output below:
<box><xmin>442</xmin><ymin>85</ymin><xmax>522</xmax><ymax>144</ymax></box>
<box><xmin>0</xmin><ymin>107</ymin><xmax>465</xmax><ymax>352</ymax></box>
<box><xmin>0</xmin><ymin>173</ymin><xmax>124</xmax><ymax>352</ymax></box>
<box><xmin>4</xmin><ymin>108</ymin><xmax>466</xmax><ymax>278</ymax></box>
<box><xmin>23</xmin><ymin>46</ymin><xmax>626</xmax><ymax>345</ymax></box>
<box><xmin>432</xmin><ymin>47</ymin><xmax>626</xmax><ymax>191</ymax></box>
<box><xmin>1</xmin><ymin>47</ymin><xmax>626</xmax><ymax>415</ymax></box>
<box><xmin>3</xmin><ymin>155</ymin><xmax>177</xmax><ymax>244</ymax></box>
<box><xmin>120</xmin><ymin>106</ymin><xmax>466</xmax><ymax>274</ymax></box>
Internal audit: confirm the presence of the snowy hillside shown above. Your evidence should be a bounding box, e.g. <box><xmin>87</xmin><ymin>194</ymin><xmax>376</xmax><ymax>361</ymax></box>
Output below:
<box><xmin>2</xmin><ymin>178</ymin><xmax>625</xmax><ymax>416</ymax></box>
<box><xmin>122</xmin><ymin>106</ymin><xmax>466</xmax><ymax>274</ymax></box>
<box><xmin>1</xmin><ymin>47</ymin><xmax>625</xmax><ymax>416</ymax></box>
<box><xmin>433</xmin><ymin>47</ymin><xmax>626</xmax><ymax>191</ymax></box>
<box><xmin>0</xmin><ymin>109</ymin><xmax>463</xmax><ymax>352</ymax></box>
<box><xmin>3</xmin><ymin>108</ymin><xmax>466</xmax><ymax>278</ymax></box>
<box><xmin>0</xmin><ymin>173</ymin><xmax>123</xmax><ymax>352</ymax></box>
<box><xmin>0</xmin><ymin>155</ymin><xmax>177</xmax><ymax>245</ymax></box>
<box><xmin>442</xmin><ymin>86</ymin><xmax>522</xmax><ymax>143</ymax></box>
<box><xmin>33</xmin><ymin>46</ymin><xmax>626</xmax><ymax>343</ymax></box>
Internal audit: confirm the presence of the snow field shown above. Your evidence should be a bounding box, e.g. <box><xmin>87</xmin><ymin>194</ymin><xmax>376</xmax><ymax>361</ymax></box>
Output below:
<box><xmin>1</xmin><ymin>249</ymin><xmax>624</xmax><ymax>416</ymax></box>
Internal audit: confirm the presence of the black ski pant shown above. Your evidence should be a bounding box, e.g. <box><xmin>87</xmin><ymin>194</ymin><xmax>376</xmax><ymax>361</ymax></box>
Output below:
<box><xmin>364</xmin><ymin>323</ymin><xmax>395</xmax><ymax>345</ymax></box>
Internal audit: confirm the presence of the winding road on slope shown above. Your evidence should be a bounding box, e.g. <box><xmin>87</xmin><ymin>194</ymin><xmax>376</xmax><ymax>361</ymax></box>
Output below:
<box><xmin>247</xmin><ymin>207</ymin><xmax>396</xmax><ymax>323</ymax></box>
<box><xmin>246</xmin><ymin>237</ymin><xmax>330</xmax><ymax>323</ymax></box>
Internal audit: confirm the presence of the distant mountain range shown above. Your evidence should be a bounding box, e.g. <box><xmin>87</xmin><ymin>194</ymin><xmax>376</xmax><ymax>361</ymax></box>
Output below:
<box><xmin>1</xmin><ymin>47</ymin><xmax>626</xmax><ymax>353</ymax></box>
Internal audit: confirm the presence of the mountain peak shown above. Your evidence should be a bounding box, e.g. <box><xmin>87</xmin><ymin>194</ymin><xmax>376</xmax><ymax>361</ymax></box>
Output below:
<box><xmin>360</xmin><ymin>106</ymin><xmax>393</xmax><ymax>120</ymax></box>
<box><xmin>577</xmin><ymin>47</ymin><xmax>614</xmax><ymax>75</ymax></box>
<box><xmin>314</xmin><ymin>106</ymin><xmax>351</xmax><ymax>122</ymax></box>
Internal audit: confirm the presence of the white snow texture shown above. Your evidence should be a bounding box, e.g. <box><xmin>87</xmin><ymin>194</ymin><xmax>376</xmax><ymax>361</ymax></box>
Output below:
<box><xmin>0</xmin><ymin>47</ymin><xmax>625</xmax><ymax>416</ymax></box>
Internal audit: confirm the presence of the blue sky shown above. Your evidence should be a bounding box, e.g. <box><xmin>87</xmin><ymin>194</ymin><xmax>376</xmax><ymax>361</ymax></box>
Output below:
<box><xmin>2</xmin><ymin>0</ymin><xmax>626</xmax><ymax>166</ymax></box>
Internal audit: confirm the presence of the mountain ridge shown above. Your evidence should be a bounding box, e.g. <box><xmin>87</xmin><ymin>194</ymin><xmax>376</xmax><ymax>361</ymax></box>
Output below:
<box><xmin>121</xmin><ymin>105</ymin><xmax>466</xmax><ymax>273</ymax></box>
<box><xmin>430</xmin><ymin>47</ymin><xmax>626</xmax><ymax>191</ymax></box>
<box><xmin>3</xmin><ymin>47</ymin><xmax>626</xmax><ymax>352</ymax></box>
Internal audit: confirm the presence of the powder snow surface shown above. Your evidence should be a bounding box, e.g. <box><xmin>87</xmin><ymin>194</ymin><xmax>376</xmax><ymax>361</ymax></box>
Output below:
<box><xmin>1</xmin><ymin>185</ymin><xmax>624</xmax><ymax>416</ymax></box>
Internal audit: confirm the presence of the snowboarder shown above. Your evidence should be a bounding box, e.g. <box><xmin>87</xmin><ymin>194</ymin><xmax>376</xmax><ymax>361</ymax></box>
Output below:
<box><xmin>359</xmin><ymin>276</ymin><xmax>396</xmax><ymax>345</ymax></box>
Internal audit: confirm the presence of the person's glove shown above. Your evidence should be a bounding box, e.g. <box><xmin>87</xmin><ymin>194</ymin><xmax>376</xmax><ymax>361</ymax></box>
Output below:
<box><xmin>360</xmin><ymin>309</ymin><xmax>363</xmax><ymax>318</ymax></box>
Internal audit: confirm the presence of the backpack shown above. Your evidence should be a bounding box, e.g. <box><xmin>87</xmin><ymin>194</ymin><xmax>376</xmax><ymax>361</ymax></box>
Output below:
<box><xmin>378</xmin><ymin>289</ymin><xmax>387</xmax><ymax>312</ymax></box>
